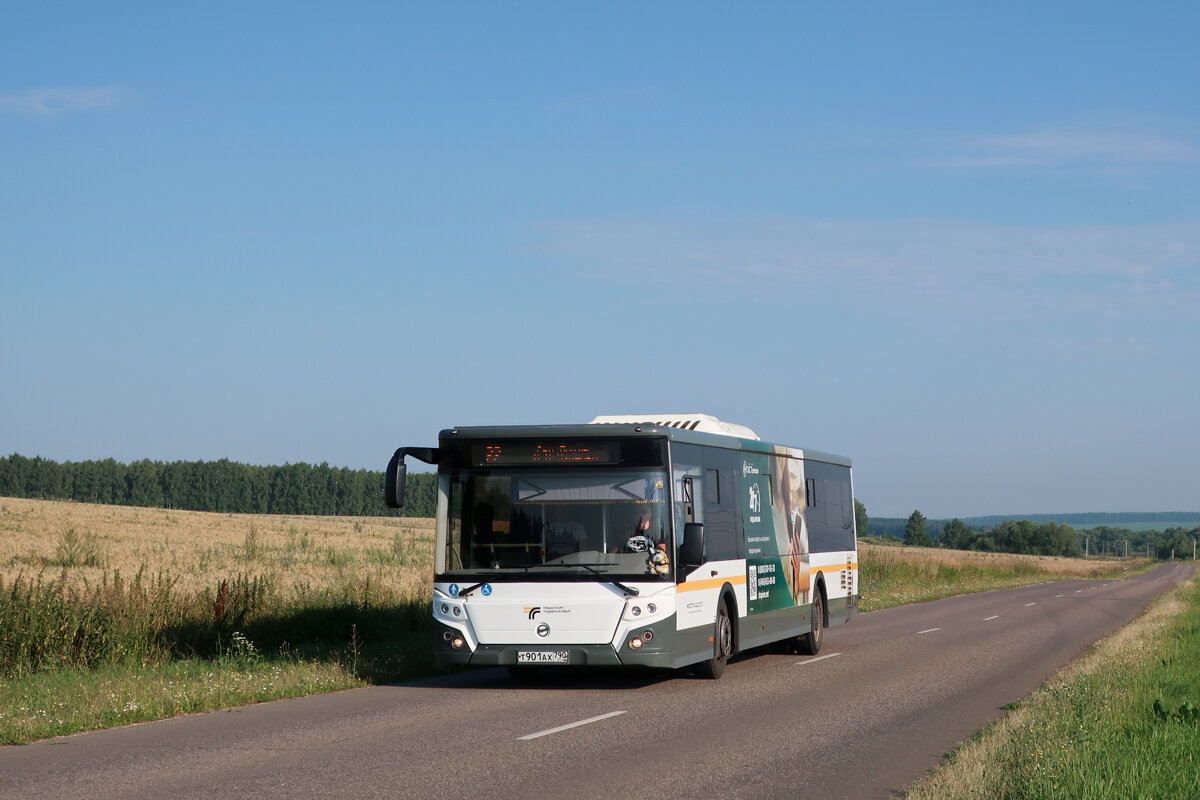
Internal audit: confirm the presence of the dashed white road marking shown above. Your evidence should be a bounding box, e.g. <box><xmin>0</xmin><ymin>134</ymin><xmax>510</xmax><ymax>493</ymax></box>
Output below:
<box><xmin>1025</xmin><ymin>602</ymin><xmax>1037</xmax><ymax>607</ymax></box>
<box><xmin>795</xmin><ymin>652</ymin><xmax>842</xmax><ymax>666</ymax></box>
<box><xmin>518</xmin><ymin>710</ymin><xmax>627</xmax><ymax>741</ymax></box>
<box><xmin>984</xmin><ymin>615</ymin><xmax>999</xmax><ymax>621</ymax></box>
<box><xmin>917</xmin><ymin>628</ymin><xmax>941</xmax><ymax>635</ymax></box>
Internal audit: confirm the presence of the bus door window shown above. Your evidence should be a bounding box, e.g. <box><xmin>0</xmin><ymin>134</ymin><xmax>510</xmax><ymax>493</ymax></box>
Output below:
<box><xmin>672</xmin><ymin>444</ymin><xmax>705</xmax><ymax>575</ymax></box>
<box><xmin>702</xmin><ymin>449</ymin><xmax>741</xmax><ymax>561</ymax></box>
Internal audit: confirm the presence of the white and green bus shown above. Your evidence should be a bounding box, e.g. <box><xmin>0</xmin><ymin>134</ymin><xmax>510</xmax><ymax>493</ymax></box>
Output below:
<box><xmin>385</xmin><ymin>414</ymin><xmax>858</xmax><ymax>679</ymax></box>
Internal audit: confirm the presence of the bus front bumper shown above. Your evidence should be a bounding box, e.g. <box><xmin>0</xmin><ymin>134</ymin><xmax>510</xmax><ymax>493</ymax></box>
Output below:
<box><xmin>433</xmin><ymin>620</ymin><xmax>679</xmax><ymax>669</ymax></box>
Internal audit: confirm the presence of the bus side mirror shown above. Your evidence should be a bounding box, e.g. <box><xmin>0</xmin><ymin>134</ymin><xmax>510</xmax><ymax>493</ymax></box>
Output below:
<box><xmin>681</xmin><ymin>522</ymin><xmax>705</xmax><ymax>567</ymax></box>
<box><xmin>385</xmin><ymin>455</ymin><xmax>407</xmax><ymax>508</ymax></box>
<box><xmin>385</xmin><ymin>447</ymin><xmax>441</xmax><ymax>509</ymax></box>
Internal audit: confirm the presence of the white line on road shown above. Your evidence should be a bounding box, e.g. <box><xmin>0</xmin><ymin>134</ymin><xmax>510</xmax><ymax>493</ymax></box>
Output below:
<box><xmin>795</xmin><ymin>652</ymin><xmax>842</xmax><ymax>666</ymax></box>
<box><xmin>984</xmin><ymin>615</ymin><xmax>999</xmax><ymax>621</ymax></box>
<box><xmin>1076</xmin><ymin>590</ymin><xmax>1084</xmax><ymax>593</ymax></box>
<box><xmin>917</xmin><ymin>628</ymin><xmax>941</xmax><ymax>635</ymax></box>
<box><xmin>1025</xmin><ymin>602</ymin><xmax>1037</xmax><ymax>607</ymax></box>
<box><xmin>1056</xmin><ymin>594</ymin><xmax>1064</xmax><ymax>598</ymax></box>
<box><xmin>518</xmin><ymin>710</ymin><xmax>627</xmax><ymax>741</ymax></box>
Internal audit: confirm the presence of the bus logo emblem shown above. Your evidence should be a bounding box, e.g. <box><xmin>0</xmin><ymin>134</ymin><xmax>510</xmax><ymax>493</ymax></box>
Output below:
<box><xmin>525</xmin><ymin>607</ymin><xmax>541</xmax><ymax>619</ymax></box>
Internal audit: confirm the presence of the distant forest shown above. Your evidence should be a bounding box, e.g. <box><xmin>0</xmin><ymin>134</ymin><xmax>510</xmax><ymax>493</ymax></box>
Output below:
<box><xmin>868</xmin><ymin>511</ymin><xmax>1200</xmax><ymax>561</ymax></box>
<box><xmin>0</xmin><ymin>454</ymin><xmax>438</xmax><ymax>518</ymax></box>
<box><xmin>870</xmin><ymin>512</ymin><xmax>1200</xmax><ymax>540</ymax></box>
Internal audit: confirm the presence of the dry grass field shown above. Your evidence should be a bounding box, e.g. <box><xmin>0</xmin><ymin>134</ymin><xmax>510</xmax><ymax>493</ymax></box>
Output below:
<box><xmin>0</xmin><ymin>496</ymin><xmax>435</xmax><ymax>602</ymax></box>
<box><xmin>860</xmin><ymin>540</ymin><xmax>1135</xmax><ymax>578</ymax></box>
<box><xmin>858</xmin><ymin>540</ymin><xmax>1145</xmax><ymax>611</ymax></box>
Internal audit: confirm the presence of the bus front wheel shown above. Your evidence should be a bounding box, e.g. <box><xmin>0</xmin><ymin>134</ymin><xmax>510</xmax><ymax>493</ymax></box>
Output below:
<box><xmin>697</xmin><ymin>601</ymin><xmax>733</xmax><ymax>679</ymax></box>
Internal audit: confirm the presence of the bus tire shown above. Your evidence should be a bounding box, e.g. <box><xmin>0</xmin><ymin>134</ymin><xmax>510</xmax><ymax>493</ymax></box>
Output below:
<box><xmin>697</xmin><ymin>600</ymin><xmax>733</xmax><ymax>679</ymax></box>
<box><xmin>797</xmin><ymin>590</ymin><xmax>824</xmax><ymax>656</ymax></box>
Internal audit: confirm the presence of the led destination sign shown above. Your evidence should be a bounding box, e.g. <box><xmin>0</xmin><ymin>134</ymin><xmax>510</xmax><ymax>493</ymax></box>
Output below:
<box><xmin>471</xmin><ymin>441</ymin><xmax>619</xmax><ymax>467</ymax></box>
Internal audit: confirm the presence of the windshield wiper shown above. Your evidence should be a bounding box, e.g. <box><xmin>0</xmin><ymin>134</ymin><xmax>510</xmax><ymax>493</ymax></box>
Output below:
<box><xmin>525</xmin><ymin>562</ymin><xmax>641</xmax><ymax>597</ymax></box>
<box><xmin>457</xmin><ymin>582</ymin><xmax>485</xmax><ymax>598</ymax></box>
<box><xmin>578</xmin><ymin>563</ymin><xmax>640</xmax><ymax>597</ymax></box>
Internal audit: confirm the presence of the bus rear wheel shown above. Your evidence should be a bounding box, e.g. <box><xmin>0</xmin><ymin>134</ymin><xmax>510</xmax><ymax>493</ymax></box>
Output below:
<box><xmin>697</xmin><ymin>601</ymin><xmax>733</xmax><ymax>679</ymax></box>
<box><xmin>797</xmin><ymin>591</ymin><xmax>824</xmax><ymax>656</ymax></box>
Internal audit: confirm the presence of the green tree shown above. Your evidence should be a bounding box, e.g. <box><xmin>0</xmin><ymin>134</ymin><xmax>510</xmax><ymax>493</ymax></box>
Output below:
<box><xmin>905</xmin><ymin>509</ymin><xmax>932</xmax><ymax>547</ymax></box>
<box><xmin>941</xmin><ymin>518</ymin><xmax>969</xmax><ymax>549</ymax></box>
<box><xmin>854</xmin><ymin>499</ymin><xmax>869</xmax><ymax>538</ymax></box>
<box><xmin>0</xmin><ymin>454</ymin><xmax>31</xmax><ymax>497</ymax></box>
<box><xmin>126</xmin><ymin>459</ymin><xmax>164</xmax><ymax>507</ymax></box>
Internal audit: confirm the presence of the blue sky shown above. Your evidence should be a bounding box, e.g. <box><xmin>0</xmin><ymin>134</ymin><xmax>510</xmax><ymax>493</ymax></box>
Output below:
<box><xmin>2</xmin><ymin>2</ymin><xmax>1198</xmax><ymax>518</ymax></box>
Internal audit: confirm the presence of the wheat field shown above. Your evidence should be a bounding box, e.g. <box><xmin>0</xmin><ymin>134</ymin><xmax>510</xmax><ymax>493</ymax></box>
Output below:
<box><xmin>0</xmin><ymin>496</ymin><xmax>435</xmax><ymax>602</ymax></box>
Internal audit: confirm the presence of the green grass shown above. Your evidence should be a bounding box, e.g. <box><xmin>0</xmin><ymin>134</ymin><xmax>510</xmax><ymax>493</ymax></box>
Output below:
<box><xmin>907</xmin><ymin>578</ymin><xmax>1200</xmax><ymax>799</ymax></box>
<box><xmin>860</xmin><ymin>558</ymin><xmax>1039</xmax><ymax>611</ymax></box>
<box><xmin>0</xmin><ymin>568</ymin><xmax>434</xmax><ymax>744</ymax></box>
<box><xmin>0</xmin><ymin>655</ymin><xmax>356</xmax><ymax>745</ymax></box>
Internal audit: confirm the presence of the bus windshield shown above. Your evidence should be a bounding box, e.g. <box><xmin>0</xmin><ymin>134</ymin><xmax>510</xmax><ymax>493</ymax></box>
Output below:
<box><xmin>440</xmin><ymin>469</ymin><xmax>672</xmax><ymax>580</ymax></box>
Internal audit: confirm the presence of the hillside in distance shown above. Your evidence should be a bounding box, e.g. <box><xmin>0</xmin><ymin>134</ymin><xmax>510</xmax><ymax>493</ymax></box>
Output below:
<box><xmin>869</xmin><ymin>511</ymin><xmax>1200</xmax><ymax>539</ymax></box>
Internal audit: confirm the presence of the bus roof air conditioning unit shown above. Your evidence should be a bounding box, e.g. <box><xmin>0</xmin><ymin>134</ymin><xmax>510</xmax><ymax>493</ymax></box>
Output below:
<box><xmin>588</xmin><ymin>414</ymin><xmax>759</xmax><ymax>441</ymax></box>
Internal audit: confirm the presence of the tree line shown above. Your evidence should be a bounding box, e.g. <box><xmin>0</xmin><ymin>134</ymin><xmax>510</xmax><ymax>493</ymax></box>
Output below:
<box><xmin>857</xmin><ymin>503</ymin><xmax>1198</xmax><ymax>561</ymax></box>
<box><xmin>0</xmin><ymin>454</ymin><xmax>437</xmax><ymax>518</ymax></box>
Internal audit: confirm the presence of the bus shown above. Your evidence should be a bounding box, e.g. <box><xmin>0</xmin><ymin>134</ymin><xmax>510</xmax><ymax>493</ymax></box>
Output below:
<box><xmin>385</xmin><ymin>414</ymin><xmax>858</xmax><ymax>679</ymax></box>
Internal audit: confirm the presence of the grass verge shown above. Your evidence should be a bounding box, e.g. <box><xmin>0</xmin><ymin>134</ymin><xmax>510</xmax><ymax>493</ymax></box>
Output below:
<box><xmin>904</xmin><ymin>577</ymin><xmax>1200</xmax><ymax>799</ymax></box>
<box><xmin>0</xmin><ymin>567</ymin><xmax>435</xmax><ymax>744</ymax></box>
<box><xmin>0</xmin><ymin>656</ymin><xmax>356</xmax><ymax>745</ymax></box>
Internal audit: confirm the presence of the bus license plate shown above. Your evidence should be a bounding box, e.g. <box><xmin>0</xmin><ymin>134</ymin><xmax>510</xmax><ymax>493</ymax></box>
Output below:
<box><xmin>517</xmin><ymin>650</ymin><xmax>569</xmax><ymax>664</ymax></box>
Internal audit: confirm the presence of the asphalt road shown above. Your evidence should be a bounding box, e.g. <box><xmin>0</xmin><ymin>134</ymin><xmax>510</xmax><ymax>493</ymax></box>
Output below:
<box><xmin>2</xmin><ymin>562</ymin><xmax>1191</xmax><ymax>800</ymax></box>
